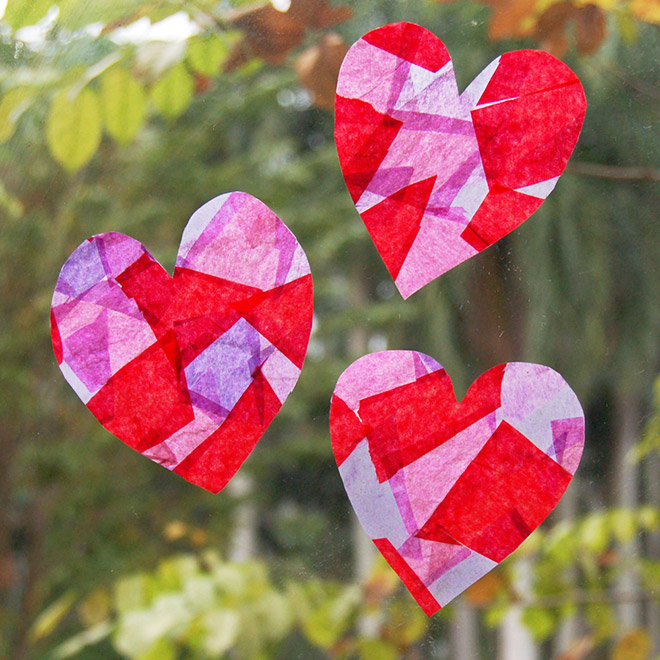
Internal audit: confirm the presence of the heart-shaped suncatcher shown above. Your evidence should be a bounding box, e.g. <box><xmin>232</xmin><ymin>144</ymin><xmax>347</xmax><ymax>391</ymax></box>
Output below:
<box><xmin>51</xmin><ymin>192</ymin><xmax>313</xmax><ymax>493</ymax></box>
<box><xmin>335</xmin><ymin>22</ymin><xmax>587</xmax><ymax>298</ymax></box>
<box><xmin>330</xmin><ymin>351</ymin><xmax>584</xmax><ymax>614</ymax></box>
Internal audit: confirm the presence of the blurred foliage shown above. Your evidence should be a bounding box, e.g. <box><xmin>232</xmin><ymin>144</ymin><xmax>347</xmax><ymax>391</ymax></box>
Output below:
<box><xmin>35</xmin><ymin>552</ymin><xmax>430</xmax><ymax>660</ymax></box>
<box><xmin>435</xmin><ymin>0</ymin><xmax>660</xmax><ymax>55</ymax></box>
<box><xmin>1</xmin><ymin>0</ymin><xmax>660</xmax><ymax>659</ymax></box>
<box><xmin>635</xmin><ymin>375</ymin><xmax>660</xmax><ymax>461</ymax></box>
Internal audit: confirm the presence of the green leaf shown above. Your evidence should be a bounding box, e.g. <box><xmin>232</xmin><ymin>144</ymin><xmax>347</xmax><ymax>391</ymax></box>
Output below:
<box><xmin>56</xmin><ymin>0</ymin><xmax>151</xmax><ymax>31</ymax></box>
<box><xmin>255</xmin><ymin>590</ymin><xmax>293</xmax><ymax>641</ymax></box>
<box><xmin>46</xmin><ymin>88</ymin><xmax>102</xmax><ymax>171</ymax></box>
<box><xmin>28</xmin><ymin>591</ymin><xmax>77</xmax><ymax>642</ymax></box>
<box><xmin>51</xmin><ymin>622</ymin><xmax>113</xmax><ymax>660</ymax></box>
<box><xmin>100</xmin><ymin>67</ymin><xmax>146</xmax><ymax>145</ymax></box>
<box><xmin>155</xmin><ymin>555</ymin><xmax>199</xmax><ymax>592</ymax></box>
<box><xmin>0</xmin><ymin>89</ymin><xmax>32</xmax><ymax>143</ymax></box>
<box><xmin>136</xmin><ymin>638</ymin><xmax>177</xmax><ymax>660</ymax></box>
<box><xmin>521</xmin><ymin>607</ymin><xmax>556</xmax><ymax>641</ymax></box>
<box><xmin>187</xmin><ymin>34</ymin><xmax>231</xmax><ymax>77</ymax></box>
<box><xmin>360</xmin><ymin>639</ymin><xmax>399</xmax><ymax>660</ymax></box>
<box><xmin>544</xmin><ymin>520</ymin><xmax>579</xmax><ymax>565</ymax></box>
<box><xmin>640</xmin><ymin>560</ymin><xmax>660</xmax><ymax>590</ymax></box>
<box><xmin>585</xmin><ymin>602</ymin><xmax>615</xmax><ymax>642</ymax></box>
<box><xmin>151</xmin><ymin>65</ymin><xmax>194</xmax><ymax>119</ymax></box>
<box><xmin>580</xmin><ymin>514</ymin><xmax>610</xmax><ymax>554</ymax></box>
<box><xmin>201</xmin><ymin>610</ymin><xmax>240</xmax><ymax>656</ymax></box>
<box><xmin>384</xmin><ymin>600</ymin><xmax>428</xmax><ymax>646</ymax></box>
<box><xmin>303</xmin><ymin>585</ymin><xmax>360</xmax><ymax>649</ymax></box>
<box><xmin>213</xmin><ymin>563</ymin><xmax>248</xmax><ymax>597</ymax></box>
<box><xmin>114</xmin><ymin>594</ymin><xmax>192</xmax><ymax>658</ymax></box>
<box><xmin>183</xmin><ymin>576</ymin><xmax>216</xmax><ymax>611</ymax></box>
<box><xmin>617</xmin><ymin>9</ymin><xmax>639</xmax><ymax>45</ymax></box>
<box><xmin>0</xmin><ymin>179</ymin><xmax>23</xmax><ymax>218</ymax></box>
<box><xmin>638</xmin><ymin>506</ymin><xmax>660</xmax><ymax>530</ymax></box>
<box><xmin>2</xmin><ymin>0</ymin><xmax>53</xmax><ymax>29</ymax></box>
<box><xmin>115</xmin><ymin>575</ymin><xmax>149</xmax><ymax>613</ymax></box>
<box><xmin>484</xmin><ymin>602</ymin><xmax>508</xmax><ymax>628</ymax></box>
<box><xmin>611</xmin><ymin>508</ymin><xmax>637</xmax><ymax>544</ymax></box>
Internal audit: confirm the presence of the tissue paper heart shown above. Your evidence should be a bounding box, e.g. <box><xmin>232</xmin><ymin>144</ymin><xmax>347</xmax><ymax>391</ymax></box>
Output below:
<box><xmin>51</xmin><ymin>192</ymin><xmax>313</xmax><ymax>493</ymax></box>
<box><xmin>335</xmin><ymin>22</ymin><xmax>586</xmax><ymax>298</ymax></box>
<box><xmin>330</xmin><ymin>351</ymin><xmax>584</xmax><ymax>615</ymax></box>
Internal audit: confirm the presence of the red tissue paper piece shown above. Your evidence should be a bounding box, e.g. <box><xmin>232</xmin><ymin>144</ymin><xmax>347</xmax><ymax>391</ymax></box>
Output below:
<box><xmin>330</xmin><ymin>351</ymin><xmax>584</xmax><ymax>615</ymax></box>
<box><xmin>335</xmin><ymin>22</ymin><xmax>586</xmax><ymax>298</ymax></box>
<box><xmin>51</xmin><ymin>192</ymin><xmax>314</xmax><ymax>493</ymax></box>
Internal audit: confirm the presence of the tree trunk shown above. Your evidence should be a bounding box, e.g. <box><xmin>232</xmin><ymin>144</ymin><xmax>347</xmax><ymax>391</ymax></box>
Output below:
<box><xmin>347</xmin><ymin>263</ymin><xmax>375</xmax><ymax>582</ymax></box>
<box><xmin>351</xmin><ymin>512</ymin><xmax>375</xmax><ymax>582</ymax></box>
<box><xmin>552</xmin><ymin>481</ymin><xmax>581</xmax><ymax>655</ymax></box>
<box><xmin>451</xmin><ymin>597</ymin><xmax>479</xmax><ymax>660</ymax></box>
<box><xmin>613</xmin><ymin>393</ymin><xmax>642</xmax><ymax>630</ymax></box>
<box><xmin>227</xmin><ymin>474</ymin><xmax>258</xmax><ymax>561</ymax></box>
<box><xmin>498</xmin><ymin>558</ymin><xmax>539</xmax><ymax>660</ymax></box>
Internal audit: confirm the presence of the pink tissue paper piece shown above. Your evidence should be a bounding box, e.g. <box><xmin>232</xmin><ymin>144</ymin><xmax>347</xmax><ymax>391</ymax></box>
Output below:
<box><xmin>335</xmin><ymin>22</ymin><xmax>586</xmax><ymax>297</ymax></box>
<box><xmin>51</xmin><ymin>192</ymin><xmax>314</xmax><ymax>493</ymax></box>
<box><xmin>330</xmin><ymin>350</ymin><xmax>584</xmax><ymax>615</ymax></box>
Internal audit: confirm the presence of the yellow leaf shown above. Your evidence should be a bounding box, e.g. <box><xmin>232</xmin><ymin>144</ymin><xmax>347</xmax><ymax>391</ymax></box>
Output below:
<box><xmin>137</xmin><ymin>638</ymin><xmax>177</xmax><ymax>660</ymax></box>
<box><xmin>100</xmin><ymin>67</ymin><xmax>146</xmax><ymax>145</ymax></box>
<box><xmin>2</xmin><ymin>0</ymin><xmax>53</xmax><ymax>29</ymax></box>
<box><xmin>47</xmin><ymin>88</ymin><xmax>102</xmax><ymax>172</ymax></box>
<box><xmin>303</xmin><ymin>585</ymin><xmax>360</xmax><ymax>648</ymax></box>
<box><xmin>0</xmin><ymin>179</ymin><xmax>24</xmax><ymax>218</ymax></box>
<box><xmin>580</xmin><ymin>513</ymin><xmax>610</xmax><ymax>553</ymax></box>
<box><xmin>78</xmin><ymin>588</ymin><xmax>111</xmax><ymax>626</ymax></box>
<box><xmin>51</xmin><ymin>622</ymin><xmax>112</xmax><ymax>660</ymax></box>
<box><xmin>629</xmin><ymin>0</ymin><xmax>660</xmax><ymax>24</ymax></box>
<box><xmin>151</xmin><ymin>65</ymin><xmax>194</xmax><ymax>119</ymax></box>
<box><xmin>611</xmin><ymin>508</ymin><xmax>637</xmax><ymax>544</ymax></box>
<box><xmin>29</xmin><ymin>591</ymin><xmax>77</xmax><ymax>642</ymax></box>
<box><xmin>187</xmin><ymin>34</ymin><xmax>234</xmax><ymax>77</ymax></box>
<box><xmin>0</xmin><ymin>89</ymin><xmax>32</xmax><ymax>143</ymax></box>
<box><xmin>575</xmin><ymin>0</ymin><xmax>616</xmax><ymax>10</ymax></box>
<box><xmin>114</xmin><ymin>574</ymin><xmax>149</xmax><ymax>613</ymax></box>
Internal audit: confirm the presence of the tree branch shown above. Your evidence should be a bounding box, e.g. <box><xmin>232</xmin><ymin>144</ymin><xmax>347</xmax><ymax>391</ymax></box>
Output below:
<box><xmin>568</xmin><ymin>161</ymin><xmax>660</xmax><ymax>181</ymax></box>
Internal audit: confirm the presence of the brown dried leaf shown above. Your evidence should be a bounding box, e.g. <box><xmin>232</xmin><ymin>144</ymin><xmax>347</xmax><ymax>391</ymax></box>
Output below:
<box><xmin>464</xmin><ymin>570</ymin><xmax>505</xmax><ymax>606</ymax></box>
<box><xmin>224</xmin><ymin>0</ymin><xmax>351</xmax><ymax>72</ymax></box>
<box><xmin>286</xmin><ymin>0</ymin><xmax>353</xmax><ymax>30</ymax></box>
<box><xmin>193</xmin><ymin>72</ymin><xmax>214</xmax><ymax>94</ymax></box>
<box><xmin>612</xmin><ymin>630</ymin><xmax>652</xmax><ymax>660</ymax></box>
<box><xmin>574</xmin><ymin>3</ymin><xmax>607</xmax><ymax>55</ymax></box>
<box><xmin>163</xmin><ymin>520</ymin><xmax>188</xmax><ymax>541</ymax></box>
<box><xmin>442</xmin><ymin>0</ymin><xmax>608</xmax><ymax>54</ymax></box>
<box><xmin>535</xmin><ymin>1</ymin><xmax>575</xmax><ymax>57</ymax></box>
<box><xmin>224</xmin><ymin>4</ymin><xmax>305</xmax><ymax>70</ymax></box>
<box><xmin>0</xmin><ymin>555</ymin><xmax>18</xmax><ymax>591</ymax></box>
<box><xmin>484</xmin><ymin>0</ymin><xmax>538</xmax><ymax>39</ymax></box>
<box><xmin>553</xmin><ymin>635</ymin><xmax>594</xmax><ymax>660</ymax></box>
<box><xmin>295</xmin><ymin>32</ymin><xmax>348</xmax><ymax>110</ymax></box>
